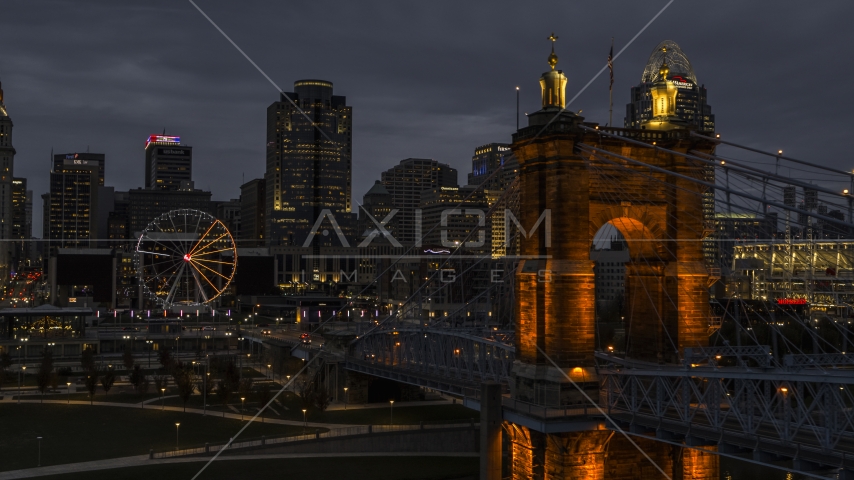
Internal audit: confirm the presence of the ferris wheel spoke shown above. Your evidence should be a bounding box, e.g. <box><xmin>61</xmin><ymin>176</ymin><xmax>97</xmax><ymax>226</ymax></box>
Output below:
<box><xmin>193</xmin><ymin>212</ymin><xmax>204</xmax><ymax>241</ymax></box>
<box><xmin>190</xmin><ymin>247</ymin><xmax>233</xmax><ymax>257</ymax></box>
<box><xmin>190</xmin><ymin>259</ymin><xmax>230</xmax><ymax>280</ymax></box>
<box><xmin>190</xmin><ymin>231</ymin><xmax>229</xmax><ymax>256</ymax></box>
<box><xmin>164</xmin><ymin>262</ymin><xmax>187</xmax><ymax>306</ymax></box>
<box><xmin>191</xmin><ymin>257</ymin><xmax>235</xmax><ymax>266</ymax></box>
<box><xmin>166</xmin><ymin>214</ymin><xmax>189</xmax><ymax>254</ymax></box>
<box><xmin>188</xmin><ymin>263</ymin><xmax>213</xmax><ymax>302</ymax></box>
<box><xmin>188</xmin><ymin>222</ymin><xmax>217</xmax><ymax>256</ymax></box>
<box><xmin>146</xmin><ymin>264</ymin><xmax>181</xmax><ymax>290</ymax></box>
<box><xmin>137</xmin><ymin>250</ymin><xmax>171</xmax><ymax>257</ymax></box>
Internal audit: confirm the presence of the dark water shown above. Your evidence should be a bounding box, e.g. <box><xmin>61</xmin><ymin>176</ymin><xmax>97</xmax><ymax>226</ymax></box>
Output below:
<box><xmin>722</xmin><ymin>457</ymin><xmax>833</xmax><ymax>480</ymax></box>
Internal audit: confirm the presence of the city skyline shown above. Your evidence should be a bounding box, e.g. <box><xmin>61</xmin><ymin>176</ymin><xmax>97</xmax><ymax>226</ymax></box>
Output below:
<box><xmin>1</xmin><ymin>1</ymin><xmax>852</xmax><ymax>238</ymax></box>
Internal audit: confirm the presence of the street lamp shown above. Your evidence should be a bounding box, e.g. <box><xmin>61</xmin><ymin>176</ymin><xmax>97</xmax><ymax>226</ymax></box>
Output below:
<box><xmin>237</xmin><ymin>337</ymin><xmax>244</xmax><ymax>380</ymax></box>
<box><xmin>161</xmin><ymin>388</ymin><xmax>166</xmax><ymax>410</ymax></box>
<box><xmin>203</xmin><ymin>361</ymin><xmax>208</xmax><ymax>417</ymax></box>
<box><xmin>145</xmin><ymin>340</ymin><xmax>153</xmax><ymax>367</ymax></box>
<box><xmin>67</xmin><ymin>382</ymin><xmax>71</xmax><ymax>404</ymax></box>
<box><xmin>175</xmin><ymin>423</ymin><xmax>180</xmax><ymax>450</ymax></box>
<box><xmin>343</xmin><ymin>387</ymin><xmax>348</xmax><ymax>410</ymax></box>
<box><xmin>389</xmin><ymin>400</ymin><xmax>394</xmax><ymax>426</ymax></box>
<box><xmin>18</xmin><ymin>365</ymin><xmax>26</xmax><ymax>404</ymax></box>
<box><xmin>241</xmin><ymin>397</ymin><xmax>246</xmax><ymax>420</ymax></box>
<box><xmin>37</xmin><ymin>436</ymin><xmax>42</xmax><ymax>466</ymax></box>
<box><xmin>267</xmin><ymin>364</ymin><xmax>271</xmax><ymax>381</ymax></box>
<box><xmin>302</xmin><ymin>409</ymin><xmax>307</xmax><ymax>433</ymax></box>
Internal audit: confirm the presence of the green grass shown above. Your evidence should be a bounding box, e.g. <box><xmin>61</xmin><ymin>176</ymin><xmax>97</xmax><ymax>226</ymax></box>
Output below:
<box><xmin>30</xmin><ymin>456</ymin><xmax>478</xmax><ymax>480</ymax></box>
<box><xmin>0</xmin><ymin>404</ymin><xmax>314</xmax><ymax>472</ymax></box>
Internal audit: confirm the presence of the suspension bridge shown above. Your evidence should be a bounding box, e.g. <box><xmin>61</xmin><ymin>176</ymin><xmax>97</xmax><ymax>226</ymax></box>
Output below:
<box><xmin>338</xmin><ymin>117</ymin><xmax>854</xmax><ymax>480</ymax></box>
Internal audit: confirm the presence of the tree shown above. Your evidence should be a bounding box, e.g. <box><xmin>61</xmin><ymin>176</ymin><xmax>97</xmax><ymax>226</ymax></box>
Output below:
<box><xmin>122</xmin><ymin>348</ymin><xmax>135</xmax><ymax>372</ymax></box>
<box><xmin>203</xmin><ymin>372</ymin><xmax>215</xmax><ymax>398</ymax></box>
<box><xmin>296</xmin><ymin>380</ymin><xmax>314</xmax><ymax>411</ymax></box>
<box><xmin>84</xmin><ymin>371</ymin><xmax>98</xmax><ymax>405</ymax></box>
<box><xmin>223</xmin><ymin>360</ymin><xmax>239</xmax><ymax>386</ymax></box>
<box><xmin>257</xmin><ymin>383</ymin><xmax>272</xmax><ymax>423</ymax></box>
<box><xmin>174</xmin><ymin>369</ymin><xmax>195</xmax><ymax>412</ymax></box>
<box><xmin>136</xmin><ymin>375</ymin><xmax>151</xmax><ymax>395</ymax></box>
<box><xmin>157</xmin><ymin>347</ymin><xmax>174</xmax><ymax>372</ymax></box>
<box><xmin>0</xmin><ymin>351</ymin><xmax>12</xmax><ymax>390</ymax></box>
<box><xmin>171</xmin><ymin>362</ymin><xmax>195</xmax><ymax>412</ymax></box>
<box><xmin>36</xmin><ymin>350</ymin><xmax>55</xmax><ymax>402</ymax></box>
<box><xmin>313</xmin><ymin>382</ymin><xmax>330</xmax><ymax>412</ymax></box>
<box><xmin>216</xmin><ymin>380</ymin><xmax>232</xmax><ymax>418</ymax></box>
<box><xmin>238</xmin><ymin>377</ymin><xmax>253</xmax><ymax>402</ymax></box>
<box><xmin>154</xmin><ymin>375</ymin><xmax>168</xmax><ymax>394</ymax></box>
<box><xmin>100</xmin><ymin>369</ymin><xmax>116</xmax><ymax>396</ymax></box>
<box><xmin>129</xmin><ymin>364</ymin><xmax>144</xmax><ymax>391</ymax></box>
<box><xmin>81</xmin><ymin>348</ymin><xmax>96</xmax><ymax>372</ymax></box>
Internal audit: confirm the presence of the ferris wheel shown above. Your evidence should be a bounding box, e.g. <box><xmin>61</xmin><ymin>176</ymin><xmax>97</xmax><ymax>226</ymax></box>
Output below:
<box><xmin>135</xmin><ymin>209</ymin><xmax>237</xmax><ymax>307</ymax></box>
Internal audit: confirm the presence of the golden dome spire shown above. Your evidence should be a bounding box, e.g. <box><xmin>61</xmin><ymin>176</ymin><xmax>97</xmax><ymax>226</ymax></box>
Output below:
<box><xmin>539</xmin><ymin>33</ymin><xmax>567</xmax><ymax>108</ymax></box>
<box><xmin>547</xmin><ymin>33</ymin><xmax>559</xmax><ymax>70</ymax></box>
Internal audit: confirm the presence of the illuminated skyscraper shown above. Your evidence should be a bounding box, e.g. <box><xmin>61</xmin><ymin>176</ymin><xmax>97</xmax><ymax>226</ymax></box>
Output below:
<box><xmin>625</xmin><ymin>40</ymin><xmax>717</xmax><ymax>267</ymax></box>
<box><xmin>468</xmin><ymin>143</ymin><xmax>511</xmax><ymax>189</ymax></box>
<box><xmin>624</xmin><ymin>40</ymin><xmax>715</xmax><ymax>132</ymax></box>
<box><xmin>380</xmin><ymin>159</ymin><xmax>458</xmax><ymax>245</ymax></box>
<box><xmin>144</xmin><ymin>134</ymin><xmax>192</xmax><ymax>191</ymax></box>
<box><xmin>11</xmin><ymin>178</ymin><xmax>32</xmax><ymax>268</ymax></box>
<box><xmin>0</xmin><ymin>80</ymin><xmax>14</xmax><ymax>278</ymax></box>
<box><xmin>46</xmin><ymin>154</ymin><xmax>103</xmax><ymax>247</ymax></box>
<box><xmin>265</xmin><ymin>80</ymin><xmax>353</xmax><ymax>246</ymax></box>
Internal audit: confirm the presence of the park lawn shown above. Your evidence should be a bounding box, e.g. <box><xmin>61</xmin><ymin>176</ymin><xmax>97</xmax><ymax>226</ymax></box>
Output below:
<box><xmin>0</xmin><ymin>404</ymin><xmax>312</xmax><ymax>472</ymax></box>
<box><xmin>29</xmin><ymin>456</ymin><xmax>478</xmax><ymax>480</ymax></box>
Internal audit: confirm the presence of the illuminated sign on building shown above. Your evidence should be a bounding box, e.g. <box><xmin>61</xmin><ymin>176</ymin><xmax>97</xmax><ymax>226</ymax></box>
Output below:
<box><xmin>63</xmin><ymin>159</ymin><xmax>94</xmax><ymax>166</ymax></box>
<box><xmin>777</xmin><ymin>298</ymin><xmax>807</xmax><ymax>305</ymax></box>
<box><xmin>670</xmin><ymin>75</ymin><xmax>694</xmax><ymax>89</ymax></box>
<box><xmin>159</xmin><ymin>149</ymin><xmax>187</xmax><ymax>156</ymax></box>
<box><xmin>145</xmin><ymin>135</ymin><xmax>180</xmax><ymax>148</ymax></box>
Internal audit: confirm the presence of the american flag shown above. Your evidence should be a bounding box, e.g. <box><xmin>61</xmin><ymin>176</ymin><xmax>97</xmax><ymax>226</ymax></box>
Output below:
<box><xmin>608</xmin><ymin>44</ymin><xmax>614</xmax><ymax>91</ymax></box>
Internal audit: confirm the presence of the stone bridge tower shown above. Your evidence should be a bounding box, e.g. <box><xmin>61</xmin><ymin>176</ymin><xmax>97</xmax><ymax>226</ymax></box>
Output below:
<box><xmin>510</xmin><ymin>39</ymin><xmax>715</xmax><ymax>406</ymax></box>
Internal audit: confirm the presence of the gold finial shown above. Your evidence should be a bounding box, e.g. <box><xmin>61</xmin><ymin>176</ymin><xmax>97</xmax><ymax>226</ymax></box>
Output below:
<box><xmin>658</xmin><ymin>46</ymin><xmax>669</xmax><ymax>79</ymax></box>
<box><xmin>659</xmin><ymin>60</ymin><xmax>669</xmax><ymax>80</ymax></box>
<box><xmin>547</xmin><ymin>33</ymin><xmax>559</xmax><ymax>70</ymax></box>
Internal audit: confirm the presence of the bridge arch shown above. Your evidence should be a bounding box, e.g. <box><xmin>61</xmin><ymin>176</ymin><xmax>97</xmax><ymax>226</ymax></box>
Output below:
<box><xmin>512</xmin><ymin>124</ymin><xmax>712</xmax><ymax>369</ymax></box>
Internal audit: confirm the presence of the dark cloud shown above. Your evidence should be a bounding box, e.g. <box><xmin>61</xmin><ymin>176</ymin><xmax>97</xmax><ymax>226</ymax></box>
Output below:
<box><xmin>1</xmin><ymin>0</ymin><xmax>851</xmax><ymax>236</ymax></box>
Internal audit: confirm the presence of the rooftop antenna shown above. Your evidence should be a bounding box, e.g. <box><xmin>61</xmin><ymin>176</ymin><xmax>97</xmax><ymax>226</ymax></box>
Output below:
<box><xmin>163</xmin><ymin>127</ymin><xmax>166</xmax><ymax>135</ymax></box>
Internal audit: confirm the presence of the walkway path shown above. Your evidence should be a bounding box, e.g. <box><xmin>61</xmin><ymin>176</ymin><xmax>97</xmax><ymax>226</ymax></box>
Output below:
<box><xmin>0</xmin><ymin>399</ymin><xmax>353</xmax><ymax>429</ymax></box>
<box><xmin>325</xmin><ymin>398</ymin><xmax>453</xmax><ymax>411</ymax></box>
<box><xmin>0</xmin><ymin>452</ymin><xmax>478</xmax><ymax>479</ymax></box>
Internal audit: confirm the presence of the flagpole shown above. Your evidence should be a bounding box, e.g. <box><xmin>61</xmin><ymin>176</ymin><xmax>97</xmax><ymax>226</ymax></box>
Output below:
<box><xmin>608</xmin><ymin>37</ymin><xmax>614</xmax><ymax>127</ymax></box>
<box><xmin>515</xmin><ymin>86</ymin><xmax>520</xmax><ymax>130</ymax></box>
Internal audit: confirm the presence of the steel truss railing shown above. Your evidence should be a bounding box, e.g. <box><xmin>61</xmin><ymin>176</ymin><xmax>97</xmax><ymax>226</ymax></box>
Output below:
<box><xmin>597</xmin><ymin>352</ymin><xmax>854</xmax><ymax>463</ymax></box>
<box><xmin>347</xmin><ymin>327</ymin><xmax>515</xmax><ymax>388</ymax></box>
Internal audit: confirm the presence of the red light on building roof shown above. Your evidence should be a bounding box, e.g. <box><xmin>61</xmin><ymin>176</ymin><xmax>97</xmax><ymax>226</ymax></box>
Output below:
<box><xmin>145</xmin><ymin>134</ymin><xmax>180</xmax><ymax>148</ymax></box>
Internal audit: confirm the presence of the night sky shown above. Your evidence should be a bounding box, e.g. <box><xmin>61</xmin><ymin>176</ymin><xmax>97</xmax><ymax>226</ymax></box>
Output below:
<box><xmin>2</xmin><ymin>0</ymin><xmax>852</xmax><ymax>237</ymax></box>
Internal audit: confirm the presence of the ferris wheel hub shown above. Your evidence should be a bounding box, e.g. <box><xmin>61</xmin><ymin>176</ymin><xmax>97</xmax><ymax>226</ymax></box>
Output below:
<box><xmin>183</xmin><ymin>254</ymin><xmax>191</xmax><ymax>262</ymax></box>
